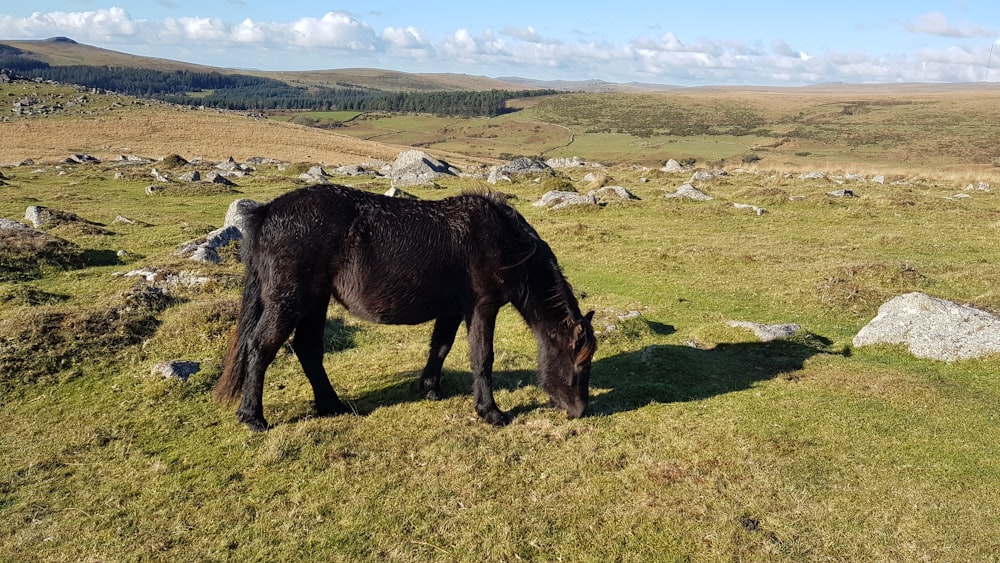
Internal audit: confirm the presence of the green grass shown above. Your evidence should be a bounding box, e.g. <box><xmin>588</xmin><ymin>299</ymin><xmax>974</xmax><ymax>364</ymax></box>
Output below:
<box><xmin>2</xmin><ymin>97</ymin><xmax>1000</xmax><ymax>561</ymax></box>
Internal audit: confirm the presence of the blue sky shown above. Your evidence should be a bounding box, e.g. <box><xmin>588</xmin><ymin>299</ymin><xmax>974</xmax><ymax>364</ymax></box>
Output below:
<box><xmin>2</xmin><ymin>2</ymin><xmax>999</xmax><ymax>85</ymax></box>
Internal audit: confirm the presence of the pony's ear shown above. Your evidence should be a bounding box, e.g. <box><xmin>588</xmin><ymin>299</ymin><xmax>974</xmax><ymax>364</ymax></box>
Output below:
<box><xmin>584</xmin><ymin>310</ymin><xmax>595</xmax><ymax>324</ymax></box>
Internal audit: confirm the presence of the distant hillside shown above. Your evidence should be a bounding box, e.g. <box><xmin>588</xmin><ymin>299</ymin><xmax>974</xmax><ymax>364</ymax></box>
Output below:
<box><xmin>497</xmin><ymin>76</ymin><xmax>681</xmax><ymax>93</ymax></box>
<box><xmin>0</xmin><ymin>38</ymin><xmax>531</xmax><ymax>92</ymax></box>
<box><xmin>0</xmin><ymin>38</ymin><xmax>558</xmax><ymax>116</ymax></box>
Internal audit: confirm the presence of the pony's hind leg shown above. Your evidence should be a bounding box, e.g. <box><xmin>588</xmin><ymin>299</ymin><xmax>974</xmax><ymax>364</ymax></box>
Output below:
<box><xmin>236</xmin><ymin>302</ymin><xmax>297</xmax><ymax>431</ymax></box>
<box><xmin>420</xmin><ymin>314</ymin><xmax>462</xmax><ymax>400</ymax></box>
<box><xmin>467</xmin><ymin>303</ymin><xmax>511</xmax><ymax>426</ymax></box>
<box><xmin>292</xmin><ymin>302</ymin><xmax>349</xmax><ymax>417</ymax></box>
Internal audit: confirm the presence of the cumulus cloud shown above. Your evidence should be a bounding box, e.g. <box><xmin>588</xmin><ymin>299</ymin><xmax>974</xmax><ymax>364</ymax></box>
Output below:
<box><xmin>0</xmin><ymin>7</ymin><xmax>141</xmax><ymax>40</ymax></box>
<box><xmin>0</xmin><ymin>8</ymin><xmax>995</xmax><ymax>85</ymax></box>
<box><xmin>501</xmin><ymin>26</ymin><xmax>561</xmax><ymax>45</ymax></box>
<box><xmin>382</xmin><ymin>26</ymin><xmax>430</xmax><ymax>50</ymax></box>
<box><xmin>906</xmin><ymin>11</ymin><xmax>995</xmax><ymax>38</ymax></box>
<box><xmin>289</xmin><ymin>12</ymin><xmax>377</xmax><ymax>49</ymax></box>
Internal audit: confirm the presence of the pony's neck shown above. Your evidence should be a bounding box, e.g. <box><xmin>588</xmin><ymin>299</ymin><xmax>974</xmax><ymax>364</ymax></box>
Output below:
<box><xmin>513</xmin><ymin>261</ymin><xmax>581</xmax><ymax>331</ymax></box>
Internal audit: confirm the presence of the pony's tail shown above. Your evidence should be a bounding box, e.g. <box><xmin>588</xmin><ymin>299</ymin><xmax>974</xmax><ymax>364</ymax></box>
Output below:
<box><xmin>214</xmin><ymin>202</ymin><xmax>267</xmax><ymax>404</ymax></box>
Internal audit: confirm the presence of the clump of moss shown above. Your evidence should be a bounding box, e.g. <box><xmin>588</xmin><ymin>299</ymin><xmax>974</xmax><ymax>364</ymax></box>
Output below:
<box><xmin>0</xmin><ymin>282</ymin><xmax>172</xmax><ymax>390</ymax></box>
<box><xmin>0</xmin><ymin>228</ymin><xmax>84</xmax><ymax>281</ymax></box>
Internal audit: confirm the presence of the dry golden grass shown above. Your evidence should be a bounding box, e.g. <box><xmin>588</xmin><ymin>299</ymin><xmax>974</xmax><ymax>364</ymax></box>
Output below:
<box><xmin>0</xmin><ymin>104</ymin><xmax>484</xmax><ymax>167</ymax></box>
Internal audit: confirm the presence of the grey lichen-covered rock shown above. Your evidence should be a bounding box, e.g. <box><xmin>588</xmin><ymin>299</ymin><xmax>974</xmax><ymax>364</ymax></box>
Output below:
<box><xmin>389</xmin><ymin>150</ymin><xmax>457</xmax><ymax>188</ymax></box>
<box><xmin>487</xmin><ymin>157</ymin><xmax>551</xmax><ymax>184</ymax></box>
<box><xmin>299</xmin><ymin>165</ymin><xmax>329</xmax><ymax>183</ymax></box>
<box><xmin>223</xmin><ymin>198</ymin><xmax>262</xmax><ymax>234</ymax></box>
<box><xmin>0</xmin><ymin>218</ymin><xmax>30</xmax><ymax>231</ymax></box>
<box><xmin>663</xmin><ymin>183</ymin><xmax>713</xmax><ymax>201</ymax></box>
<box><xmin>152</xmin><ymin>360</ymin><xmax>200</xmax><ymax>382</ymax></box>
<box><xmin>545</xmin><ymin>156</ymin><xmax>588</xmax><ymax>168</ymax></box>
<box><xmin>660</xmin><ymin>159</ymin><xmax>684</xmax><ymax>172</ymax></box>
<box><xmin>384</xmin><ymin>187</ymin><xmax>418</xmax><ymax>199</ymax></box>
<box><xmin>593</xmin><ymin>186</ymin><xmax>640</xmax><ymax>203</ymax></box>
<box><xmin>175</xmin><ymin>225</ymin><xmax>242</xmax><ymax>263</ymax></box>
<box><xmin>203</xmin><ymin>171</ymin><xmax>235</xmax><ymax>186</ymax></box>
<box><xmin>728</xmin><ymin>321</ymin><xmax>802</xmax><ymax>342</ymax></box>
<box><xmin>853</xmin><ymin>292</ymin><xmax>1000</xmax><ymax>361</ymax></box>
<box><xmin>533</xmin><ymin>190</ymin><xmax>598</xmax><ymax>210</ymax></box>
<box><xmin>733</xmin><ymin>202</ymin><xmax>767</xmax><ymax>215</ymax></box>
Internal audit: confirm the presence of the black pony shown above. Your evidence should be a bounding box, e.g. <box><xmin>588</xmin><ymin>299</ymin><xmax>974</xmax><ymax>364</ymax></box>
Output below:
<box><xmin>216</xmin><ymin>184</ymin><xmax>596</xmax><ymax>431</ymax></box>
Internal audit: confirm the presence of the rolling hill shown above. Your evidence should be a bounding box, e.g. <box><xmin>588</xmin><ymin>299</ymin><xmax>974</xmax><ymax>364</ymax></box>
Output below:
<box><xmin>0</xmin><ymin>37</ymin><xmax>535</xmax><ymax>92</ymax></box>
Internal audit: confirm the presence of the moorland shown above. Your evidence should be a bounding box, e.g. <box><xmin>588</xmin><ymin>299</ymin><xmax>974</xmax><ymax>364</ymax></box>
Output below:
<box><xmin>1</xmin><ymin>40</ymin><xmax>999</xmax><ymax>561</ymax></box>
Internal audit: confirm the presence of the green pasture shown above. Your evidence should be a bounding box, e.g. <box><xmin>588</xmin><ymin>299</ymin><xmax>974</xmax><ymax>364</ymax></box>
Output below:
<box><xmin>2</xmin><ymin>156</ymin><xmax>999</xmax><ymax>560</ymax></box>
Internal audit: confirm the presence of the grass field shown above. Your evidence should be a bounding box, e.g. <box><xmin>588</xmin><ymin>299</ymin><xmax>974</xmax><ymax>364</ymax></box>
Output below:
<box><xmin>2</xmin><ymin>81</ymin><xmax>1000</xmax><ymax>561</ymax></box>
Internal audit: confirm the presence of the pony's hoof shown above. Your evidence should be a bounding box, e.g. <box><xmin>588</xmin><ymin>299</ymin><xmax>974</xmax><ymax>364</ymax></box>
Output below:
<box><xmin>242</xmin><ymin>417</ymin><xmax>271</xmax><ymax>432</ymax></box>
<box><xmin>425</xmin><ymin>389</ymin><xmax>443</xmax><ymax>401</ymax></box>
<box><xmin>316</xmin><ymin>400</ymin><xmax>350</xmax><ymax>417</ymax></box>
<box><xmin>482</xmin><ymin>409</ymin><xmax>512</xmax><ymax>427</ymax></box>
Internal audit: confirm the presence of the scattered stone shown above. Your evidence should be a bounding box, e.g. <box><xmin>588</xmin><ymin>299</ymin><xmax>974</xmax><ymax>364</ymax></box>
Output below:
<box><xmin>593</xmin><ymin>186</ymin><xmax>639</xmax><ymax>203</ymax></box>
<box><xmin>0</xmin><ymin>218</ymin><xmax>30</xmax><ymax>231</ymax></box>
<box><xmin>145</xmin><ymin>184</ymin><xmax>166</xmax><ymax>195</ymax></box>
<box><xmin>150</xmin><ymin>168</ymin><xmax>170</xmax><ymax>182</ymax></box>
<box><xmin>117</xmin><ymin>268</ymin><xmax>212</xmax><ymax>287</ymax></box>
<box><xmin>152</xmin><ymin>360</ymin><xmax>200</xmax><ymax>382</ymax></box>
<box><xmin>827</xmin><ymin>189</ymin><xmax>856</xmax><ymax>197</ymax></box>
<box><xmin>660</xmin><ymin>159</ymin><xmax>684</xmax><ymax>172</ymax></box>
<box><xmin>175</xmin><ymin>226</ymin><xmax>242</xmax><ymax>263</ymax></box>
<box><xmin>390</xmin><ymin>150</ymin><xmax>457</xmax><ymax>188</ymax></box>
<box><xmin>487</xmin><ymin>157</ymin><xmax>551</xmax><ymax>184</ymax></box>
<box><xmin>384</xmin><ymin>187</ymin><xmax>418</xmax><ymax>199</ymax></box>
<box><xmin>798</xmin><ymin>171</ymin><xmax>826</xmax><ymax>180</ymax></box>
<box><xmin>179</xmin><ymin>170</ymin><xmax>201</xmax><ymax>182</ymax></box>
<box><xmin>728</xmin><ymin>321</ymin><xmax>802</xmax><ymax>342</ymax></box>
<box><xmin>246</xmin><ymin>156</ymin><xmax>283</xmax><ymax>166</ymax></box>
<box><xmin>112</xmin><ymin>215</ymin><xmax>148</xmax><ymax>226</ymax></box>
<box><xmin>223</xmin><ymin>198</ymin><xmax>262</xmax><ymax>234</ymax></box>
<box><xmin>871</xmin><ymin>175</ymin><xmax>885</xmax><ymax>184</ymax></box>
<box><xmin>333</xmin><ymin>164</ymin><xmax>377</xmax><ymax>176</ymax></box>
<box><xmin>216</xmin><ymin>156</ymin><xmax>248</xmax><ymax>172</ymax></box>
<box><xmin>299</xmin><ymin>165</ymin><xmax>329</xmax><ymax>183</ymax></box>
<box><xmin>24</xmin><ymin>205</ymin><xmax>108</xmax><ymax>231</ymax></box>
<box><xmin>203</xmin><ymin>171</ymin><xmax>235</xmax><ymax>186</ymax></box>
<box><xmin>64</xmin><ymin>154</ymin><xmax>100</xmax><ymax>165</ymax></box>
<box><xmin>663</xmin><ymin>183</ymin><xmax>713</xmax><ymax>201</ymax></box>
<box><xmin>965</xmin><ymin>181</ymin><xmax>991</xmax><ymax>192</ymax></box>
<box><xmin>545</xmin><ymin>156</ymin><xmax>587</xmax><ymax>168</ymax></box>
<box><xmin>853</xmin><ymin>292</ymin><xmax>1000</xmax><ymax>361</ymax></box>
<box><xmin>690</xmin><ymin>170</ymin><xmax>722</xmax><ymax>182</ymax></box>
<box><xmin>533</xmin><ymin>190</ymin><xmax>598</xmax><ymax>210</ymax></box>
<box><xmin>733</xmin><ymin>203</ymin><xmax>767</xmax><ymax>215</ymax></box>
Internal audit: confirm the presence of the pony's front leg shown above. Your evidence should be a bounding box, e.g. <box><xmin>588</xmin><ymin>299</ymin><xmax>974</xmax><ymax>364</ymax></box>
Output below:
<box><xmin>467</xmin><ymin>303</ymin><xmax>511</xmax><ymax>426</ymax></box>
<box><xmin>420</xmin><ymin>314</ymin><xmax>462</xmax><ymax>400</ymax></box>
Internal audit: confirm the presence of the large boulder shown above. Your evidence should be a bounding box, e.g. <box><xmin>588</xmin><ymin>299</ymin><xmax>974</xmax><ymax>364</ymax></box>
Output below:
<box><xmin>663</xmin><ymin>183</ymin><xmax>713</xmax><ymax>201</ymax></box>
<box><xmin>853</xmin><ymin>292</ymin><xmax>1000</xmax><ymax>361</ymax></box>
<box><xmin>487</xmin><ymin>157</ymin><xmax>551</xmax><ymax>184</ymax></box>
<box><xmin>533</xmin><ymin>190</ymin><xmax>598</xmax><ymax>210</ymax></box>
<box><xmin>223</xmin><ymin>198</ymin><xmax>262</xmax><ymax>234</ymax></box>
<box><xmin>389</xmin><ymin>150</ymin><xmax>458</xmax><ymax>188</ymax></box>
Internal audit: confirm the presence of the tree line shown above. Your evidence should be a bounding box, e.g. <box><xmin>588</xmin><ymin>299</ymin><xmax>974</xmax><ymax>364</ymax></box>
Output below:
<box><xmin>0</xmin><ymin>47</ymin><xmax>555</xmax><ymax>117</ymax></box>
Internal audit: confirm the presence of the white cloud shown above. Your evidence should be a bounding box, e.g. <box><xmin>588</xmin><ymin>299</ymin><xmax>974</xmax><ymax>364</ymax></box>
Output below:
<box><xmin>0</xmin><ymin>8</ymin><xmax>140</xmax><ymax>40</ymax></box>
<box><xmin>162</xmin><ymin>16</ymin><xmax>228</xmax><ymax>42</ymax></box>
<box><xmin>382</xmin><ymin>26</ymin><xmax>430</xmax><ymax>50</ymax></box>
<box><xmin>1</xmin><ymin>8</ymin><xmax>996</xmax><ymax>85</ymax></box>
<box><xmin>500</xmin><ymin>26</ymin><xmax>561</xmax><ymax>45</ymax></box>
<box><xmin>289</xmin><ymin>12</ymin><xmax>377</xmax><ymax>49</ymax></box>
<box><xmin>906</xmin><ymin>11</ymin><xmax>995</xmax><ymax>38</ymax></box>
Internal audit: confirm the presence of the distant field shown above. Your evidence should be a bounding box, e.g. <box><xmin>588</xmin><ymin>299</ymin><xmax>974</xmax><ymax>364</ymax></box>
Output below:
<box><xmin>337</xmin><ymin>86</ymin><xmax>1000</xmax><ymax>176</ymax></box>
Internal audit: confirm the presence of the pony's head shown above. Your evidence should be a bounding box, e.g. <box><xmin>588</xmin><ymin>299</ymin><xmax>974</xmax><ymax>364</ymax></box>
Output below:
<box><xmin>540</xmin><ymin>310</ymin><xmax>597</xmax><ymax>418</ymax></box>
